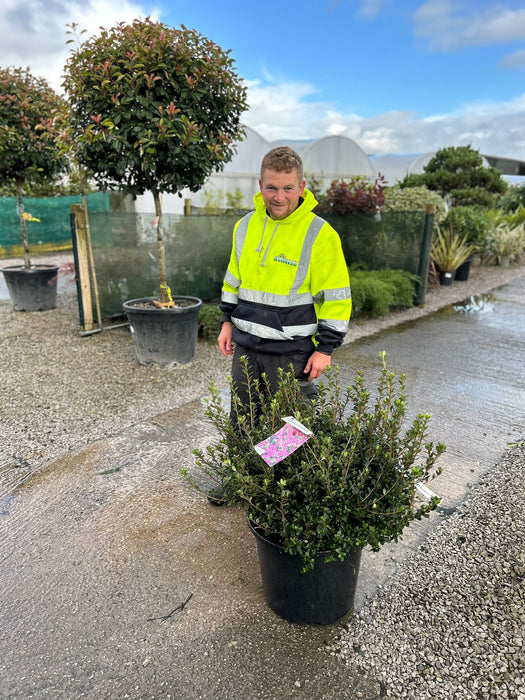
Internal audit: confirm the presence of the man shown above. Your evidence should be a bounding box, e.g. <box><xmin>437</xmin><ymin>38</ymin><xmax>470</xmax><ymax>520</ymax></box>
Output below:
<box><xmin>218</xmin><ymin>145</ymin><xmax>352</xmax><ymax>408</ymax></box>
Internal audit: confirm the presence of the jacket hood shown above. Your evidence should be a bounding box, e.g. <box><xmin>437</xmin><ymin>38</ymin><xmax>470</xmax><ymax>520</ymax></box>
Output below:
<box><xmin>253</xmin><ymin>188</ymin><xmax>318</xmax><ymax>224</ymax></box>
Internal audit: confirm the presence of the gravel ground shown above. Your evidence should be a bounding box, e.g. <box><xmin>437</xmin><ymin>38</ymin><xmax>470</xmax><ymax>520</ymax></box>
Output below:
<box><xmin>335</xmin><ymin>441</ymin><xmax>525</xmax><ymax>700</ymax></box>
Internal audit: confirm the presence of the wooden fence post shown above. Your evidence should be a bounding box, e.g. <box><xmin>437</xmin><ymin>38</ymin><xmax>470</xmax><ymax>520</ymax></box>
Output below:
<box><xmin>71</xmin><ymin>203</ymin><xmax>95</xmax><ymax>331</ymax></box>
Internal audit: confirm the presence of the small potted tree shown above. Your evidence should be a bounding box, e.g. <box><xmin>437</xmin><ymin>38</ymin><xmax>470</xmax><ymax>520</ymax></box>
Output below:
<box><xmin>0</xmin><ymin>66</ymin><xmax>68</xmax><ymax>311</ymax></box>
<box><xmin>62</xmin><ymin>18</ymin><xmax>248</xmax><ymax>367</ymax></box>
<box><xmin>189</xmin><ymin>353</ymin><xmax>445</xmax><ymax>624</ymax></box>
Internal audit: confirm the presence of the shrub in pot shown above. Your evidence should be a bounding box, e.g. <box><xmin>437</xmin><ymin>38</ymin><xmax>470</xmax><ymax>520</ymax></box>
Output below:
<box><xmin>441</xmin><ymin>206</ymin><xmax>492</xmax><ymax>255</ymax></box>
<box><xmin>485</xmin><ymin>218</ymin><xmax>525</xmax><ymax>267</ymax></box>
<box><xmin>189</xmin><ymin>353</ymin><xmax>445</xmax><ymax>623</ymax></box>
<box><xmin>63</xmin><ymin>18</ymin><xmax>247</xmax><ymax>366</ymax></box>
<box><xmin>0</xmin><ymin>67</ymin><xmax>68</xmax><ymax>311</ymax></box>
<box><xmin>430</xmin><ymin>226</ymin><xmax>474</xmax><ymax>285</ymax></box>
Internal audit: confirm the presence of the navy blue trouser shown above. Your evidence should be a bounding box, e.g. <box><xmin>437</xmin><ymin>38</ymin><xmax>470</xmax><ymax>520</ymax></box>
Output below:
<box><xmin>230</xmin><ymin>345</ymin><xmax>317</xmax><ymax>423</ymax></box>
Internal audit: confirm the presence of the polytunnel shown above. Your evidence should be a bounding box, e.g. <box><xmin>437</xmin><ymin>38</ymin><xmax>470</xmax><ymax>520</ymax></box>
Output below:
<box><xmin>192</xmin><ymin>131</ymin><xmax>376</xmax><ymax>209</ymax></box>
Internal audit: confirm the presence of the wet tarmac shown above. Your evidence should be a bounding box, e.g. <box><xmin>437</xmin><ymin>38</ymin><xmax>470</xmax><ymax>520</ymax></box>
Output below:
<box><xmin>0</xmin><ymin>275</ymin><xmax>524</xmax><ymax>699</ymax></box>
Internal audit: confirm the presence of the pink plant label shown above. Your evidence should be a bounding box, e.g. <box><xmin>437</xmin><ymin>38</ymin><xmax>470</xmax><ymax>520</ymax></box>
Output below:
<box><xmin>254</xmin><ymin>417</ymin><xmax>313</xmax><ymax>467</ymax></box>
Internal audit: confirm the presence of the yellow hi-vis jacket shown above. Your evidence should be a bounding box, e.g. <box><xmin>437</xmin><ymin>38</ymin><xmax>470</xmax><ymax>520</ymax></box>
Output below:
<box><xmin>220</xmin><ymin>188</ymin><xmax>351</xmax><ymax>355</ymax></box>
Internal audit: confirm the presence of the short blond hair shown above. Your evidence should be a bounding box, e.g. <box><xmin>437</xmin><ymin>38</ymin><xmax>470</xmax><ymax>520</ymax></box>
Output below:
<box><xmin>260</xmin><ymin>146</ymin><xmax>304</xmax><ymax>181</ymax></box>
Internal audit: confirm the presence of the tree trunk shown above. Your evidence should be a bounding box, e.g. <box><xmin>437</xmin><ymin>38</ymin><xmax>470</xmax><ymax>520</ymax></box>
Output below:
<box><xmin>152</xmin><ymin>188</ymin><xmax>169</xmax><ymax>303</ymax></box>
<box><xmin>16</xmin><ymin>181</ymin><xmax>31</xmax><ymax>269</ymax></box>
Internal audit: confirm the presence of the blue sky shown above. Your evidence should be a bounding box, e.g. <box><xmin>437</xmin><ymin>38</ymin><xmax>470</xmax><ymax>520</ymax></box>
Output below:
<box><xmin>1</xmin><ymin>0</ymin><xmax>525</xmax><ymax>160</ymax></box>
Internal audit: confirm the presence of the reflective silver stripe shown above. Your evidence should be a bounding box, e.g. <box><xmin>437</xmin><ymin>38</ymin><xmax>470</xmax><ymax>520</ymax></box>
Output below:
<box><xmin>289</xmin><ymin>216</ymin><xmax>325</xmax><ymax>303</ymax></box>
<box><xmin>319</xmin><ymin>319</ymin><xmax>349</xmax><ymax>333</ymax></box>
<box><xmin>238</xmin><ymin>288</ymin><xmax>314</xmax><ymax>306</ymax></box>
<box><xmin>235</xmin><ymin>211</ymin><xmax>255</xmax><ymax>262</ymax></box>
<box><xmin>325</xmin><ymin>286</ymin><xmax>352</xmax><ymax>301</ymax></box>
<box><xmin>234</xmin><ymin>318</ymin><xmax>318</xmax><ymax>340</ymax></box>
<box><xmin>224</xmin><ymin>269</ymin><xmax>240</xmax><ymax>288</ymax></box>
<box><xmin>283</xmin><ymin>323</ymin><xmax>318</xmax><ymax>336</ymax></box>
<box><xmin>221</xmin><ymin>290</ymin><xmax>238</xmax><ymax>304</ymax></box>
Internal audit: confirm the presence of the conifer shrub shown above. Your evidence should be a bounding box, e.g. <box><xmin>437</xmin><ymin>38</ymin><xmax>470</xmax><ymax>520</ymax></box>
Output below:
<box><xmin>349</xmin><ymin>268</ymin><xmax>418</xmax><ymax>319</ymax></box>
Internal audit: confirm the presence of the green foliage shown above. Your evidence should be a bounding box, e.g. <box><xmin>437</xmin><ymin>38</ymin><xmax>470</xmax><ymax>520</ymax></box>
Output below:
<box><xmin>198</xmin><ymin>303</ymin><xmax>223</xmax><ymax>341</ymax></box>
<box><xmin>62</xmin><ymin>18</ymin><xmax>248</xmax><ymax>298</ymax></box>
<box><xmin>349</xmin><ymin>268</ymin><xmax>419</xmax><ymax>319</ymax></box>
<box><xmin>399</xmin><ymin>145</ymin><xmax>507</xmax><ymax>207</ymax></box>
<box><xmin>442</xmin><ymin>205</ymin><xmax>493</xmax><ymax>252</ymax></box>
<box><xmin>62</xmin><ymin>19</ymin><xmax>248</xmax><ymax>198</ymax></box>
<box><xmin>502</xmin><ymin>204</ymin><xmax>525</xmax><ymax>227</ymax></box>
<box><xmin>0</xmin><ymin>66</ymin><xmax>68</xmax><ymax>187</ymax></box>
<box><xmin>201</xmin><ymin>185</ymin><xmax>245</xmax><ymax>214</ymax></box>
<box><xmin>430</xmin><ymin>226</ymin><xmax>475</xmax><ymax>272</ymax></box>
<box><xmin>189</xmin><ymin>353</ymin><xmax>445</xmax><ymax>571</ymax></box>
<box><xmin>315</xmin><ymin>174</ymin><xmax>387</xmax><ymax>215</ymax></box>
<box><xmin>485</xmin><ymin>221</ymin><xmax>525</xmax><ymax>264</ymax></box>
<box><xmin>383</xmin><ymin>185</ymin><xmax>447</xmax><ymax>223</ymax></box>
<box><xmin>0</xmin><ymin>167</ymin><xmax>96</xmax><ymax>197</ymax></box>
<box><xmin>305</xmin><ymin>173</ymin><xmax>326</xmax><ymax>204</ymax></box>
<box><xmin>0</xmin><ymin>66</ymin><xmax>69</xmax><ymax>265</ymax></box>
<box><xmin>497</xmin><ymin>184</ymin><xmax>525</xmax><ymax>212</ymax></box>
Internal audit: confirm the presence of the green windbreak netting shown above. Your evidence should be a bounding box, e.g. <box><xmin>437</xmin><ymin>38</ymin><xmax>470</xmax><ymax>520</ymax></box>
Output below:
<box><xmin>0</xmin><ymin>192</ymin><xmax>111</xmax><ymax>257</ymax></box>
<box><xmin>86</xmin><ymin>209</ymin><xmax>428</xmax><ymax>320</ymax></box>
<box><xmin>88</xmin><ymin>212</ymin><xmax>238</xmax><ymax>318</ymax></box>
<box><xmin>323</xmin><ymin>211</ymin><xmax>427</xmax><ymax>275</ymax></box>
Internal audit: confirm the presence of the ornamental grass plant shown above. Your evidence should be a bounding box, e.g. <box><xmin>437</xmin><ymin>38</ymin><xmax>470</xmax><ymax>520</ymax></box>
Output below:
<box><xmin>190</xmin><ymin>353</ymin><xmax>445</xmax><ymax>571</ymax></box>
<box><xmin>431</xmin><ymin>225</ymin><xmax>475</xmax><ymax>273</ymax></box>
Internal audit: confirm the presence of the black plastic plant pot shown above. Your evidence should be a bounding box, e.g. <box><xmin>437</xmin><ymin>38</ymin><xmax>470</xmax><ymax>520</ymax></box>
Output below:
<box><xmin>123</xmin><ymin>296</ymin><xmax>202</xmax><ymax>369</ymax></box>
<box><xmin>249</xmin><ymin>520</ymin><xmax>362</xmax><ymax>625</ymax></box>
<box><xmin>454</xmin><ymin>259</ymin><xmax>471</xmax><ymax>282</ymax></box>
<box><xmin>1</xmin><ymin>264</ymin><xmax>59</xmax><ymax>312</ymax></box>
<box><xmin>439</xmin><ymin>270</ymin><xmax>455</xmax><ymax>286</ymax></box>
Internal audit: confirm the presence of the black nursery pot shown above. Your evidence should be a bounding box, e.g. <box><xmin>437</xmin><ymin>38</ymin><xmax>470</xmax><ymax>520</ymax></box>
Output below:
<box><xmin>249</xmin><ymin>520</ymin><xmax>362</xmax><ymax>625</ymax></box>
<box><xmin>439</xmin><ymin>269</ymin><xmax>455</xmax><ymax>286</ymax></box>
<box><xmin>1</xmin><ymin>264</ymin><xmax>59</xmax><ymax>312</ymax></box>
<box><xmin>123</xmin><ymin>296</ymin><xmax>202</xmax><ymax>368</ymax></box>
<box><xmin>454</xmin><ymin>259</ymin><xmax>471</xmax><ymax>282</ymax></box>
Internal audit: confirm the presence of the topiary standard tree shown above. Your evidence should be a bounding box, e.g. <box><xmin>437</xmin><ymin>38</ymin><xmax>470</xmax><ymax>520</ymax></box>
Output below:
<box><xmin>62</xmin><ymin>18</ymin><xmax>248</xmax><ymax>304</ymax></box>
<box><xmin>0</xmin><ymin>66</ymin><xmax>68</xmax><ymax>268</ymax></box>
<box><xmin>399</xmin><ymin>145</ymin><xmax>507</xmax><ymax>208</ymax></box>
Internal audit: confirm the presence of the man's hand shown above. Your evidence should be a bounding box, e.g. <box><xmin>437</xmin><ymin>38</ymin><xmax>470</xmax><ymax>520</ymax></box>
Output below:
<box><xmin>304</xmin><ymin>350</ymin><xmax>331</xmax><ymax>380</ymax></box>
<box><xmin>218</xmin><ymin>322</ymin><xmax>234</xmax><ymax>357</ymax></box>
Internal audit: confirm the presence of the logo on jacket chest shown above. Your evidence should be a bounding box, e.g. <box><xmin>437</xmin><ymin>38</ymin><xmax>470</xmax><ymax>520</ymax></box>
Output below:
<box><xmin>273</xmin><ymin>253</ymin><xmax>298</xmax><ymax>267</ymax></box>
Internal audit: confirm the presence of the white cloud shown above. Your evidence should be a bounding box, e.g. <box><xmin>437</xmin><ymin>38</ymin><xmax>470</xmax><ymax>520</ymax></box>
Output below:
<box><xmin>414</xmin><ymin>0</ymin><xmax>525</xmax><ymax>51</ymax></box>
<box><xmin>2</xmin><ymin>0</ymin><xmax>524</xmax><ymax>164</ymax></box>
<box><xmin>0</xmin><ymin>0</ymin><xmax>159</xmax><ymax>93</ymax></box>
<box><xmin>328</xmin><ymin>0</ymin><xmax>389</xmax><ymax>17</ymax></box>
<box><xmin>499</xmin><ymin>48</ymin><xmax>525</xmax><ymax>69</ymax></box>
<box><xmin>244</xmin><ymin>80</ymin><xmax>525</xmax><ymax>160</ymax></box>
<box><xmin>357</xmin><ymin>0</ymin><xmax>391</xmax><ymax>18</ymax></box>
<box><xmin>243</xmin><ymin>79</ymin><xmax>334</xmax><ymax>141</ymax></box>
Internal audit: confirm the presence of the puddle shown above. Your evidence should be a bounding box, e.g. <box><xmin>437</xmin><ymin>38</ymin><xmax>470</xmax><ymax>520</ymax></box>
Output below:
<box><xmin>336</xmin><ymin>278</ymin><xmax>525</xmax><ymax>493</ymax></box>
<box><xmin>0</xmin><ymin>494</ymin><xmax>14</xmax><ymax>515</ymax></box>
<box><xmin>451</xmin><ymin>292</ymin><xmax>496</xmax><ymax>315</ymax></box>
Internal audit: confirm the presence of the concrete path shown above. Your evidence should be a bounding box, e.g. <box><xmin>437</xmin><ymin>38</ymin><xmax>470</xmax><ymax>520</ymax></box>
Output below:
<box><xmin>1</xmin><ymin>276</ymin><xmax>524</xmax><ymax>700</ymax></box>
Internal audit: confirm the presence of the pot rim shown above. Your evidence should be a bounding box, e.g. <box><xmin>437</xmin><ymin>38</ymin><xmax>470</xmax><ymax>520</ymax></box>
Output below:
<box><xmin>247</xmin><ymin>517</ymin><xmax>361</xmax><ymax>560</ymax></box>
<box><xmin>123</xmin><ymin>296</ymin><xmax>203</xmax><ymax>314</ymax></box>
<box><xmin>1</xmin><ymin>264</ymin><xmax>59</xmax><ymax>273</ymax></box>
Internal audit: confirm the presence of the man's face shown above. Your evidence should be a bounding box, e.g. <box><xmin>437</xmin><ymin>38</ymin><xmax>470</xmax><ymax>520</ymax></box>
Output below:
<box><xmin>259</xmin><ymin>168</ymin><xmax>306</xmax><ymax>220</ymax></box>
